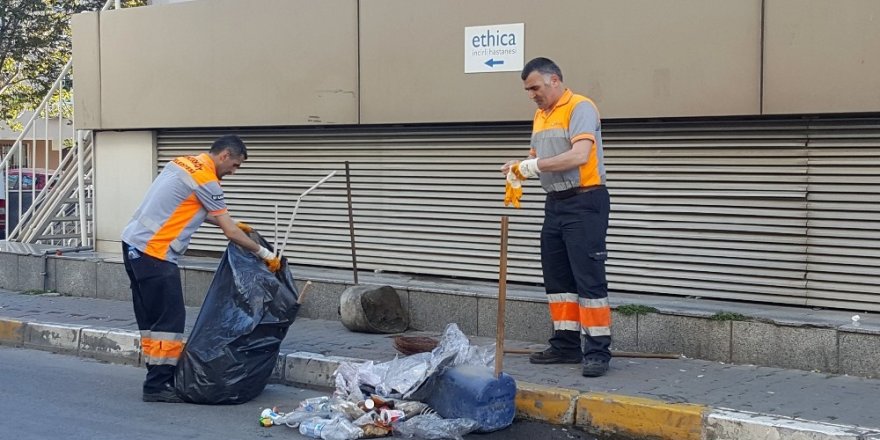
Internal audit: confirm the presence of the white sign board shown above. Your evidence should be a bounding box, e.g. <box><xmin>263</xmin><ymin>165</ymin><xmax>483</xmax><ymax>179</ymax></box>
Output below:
<box><xmin>464</xmin><ymin>23</ymin><xmax>524</xmax><ymax>74</ymax></box>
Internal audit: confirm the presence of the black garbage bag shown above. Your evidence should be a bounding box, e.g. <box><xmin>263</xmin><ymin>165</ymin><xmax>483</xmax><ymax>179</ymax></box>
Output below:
<box><xmin>175</xmin><ymin>232</ymin><xmax>299</xmax><ymax>404</ymax></box>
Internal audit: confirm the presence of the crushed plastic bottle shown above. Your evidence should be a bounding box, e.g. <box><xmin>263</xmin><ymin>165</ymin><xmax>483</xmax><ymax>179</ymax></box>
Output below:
<box><xmin>299</xmin><ymin>417</ymin><xmax>329</xmax><ymax>438</ymax></box>
<box><xmin>299</xmin><ymin>416</ymin><xmax>363</xmax><ymax>440</ymax></box>
<box><xmin>299</xmin><ymin>396</ymin><xmax>332</xmax><ymax>413</ymax></box>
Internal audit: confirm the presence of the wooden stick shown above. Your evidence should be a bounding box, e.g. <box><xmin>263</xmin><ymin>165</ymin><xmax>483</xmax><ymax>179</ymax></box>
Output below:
<box><xmin>495</xmin><ymin>216</ymin><xmax>509</xmax><ymax>378</ymax></box>
<box><xmin>296</xmin><ymin>280</ymin><xmax>314</xmax><ymax>305</ymax></box>
<box><xmin>502</xmin><ymin>348</ymin><xmax>680</xmax><ymax>359</ymax></box>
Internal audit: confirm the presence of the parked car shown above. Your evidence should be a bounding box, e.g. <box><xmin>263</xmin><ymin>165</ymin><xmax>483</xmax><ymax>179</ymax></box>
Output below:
<box><xmin>0</xmin><ymin>168</ymin><xmax>54</xmax><ymax>238</ymax></box>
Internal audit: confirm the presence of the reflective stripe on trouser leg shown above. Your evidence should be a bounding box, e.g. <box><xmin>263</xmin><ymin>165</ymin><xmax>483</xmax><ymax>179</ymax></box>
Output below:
<box><xmin>140</xmin><ymin>331</ymin><xmax>185</xmax><ymax>365</ymax></box>
<box><xmin>123</xmin><ymin>242</ymin><xmax>185</xmax><ymax>392</ymax></box>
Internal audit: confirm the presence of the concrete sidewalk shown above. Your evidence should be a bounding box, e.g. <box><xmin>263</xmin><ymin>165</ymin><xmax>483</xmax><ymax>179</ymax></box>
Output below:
<box><xmin>2</xmin><ymin>289</ymin><xmax>880</xmax><ymax>440</ymax></box>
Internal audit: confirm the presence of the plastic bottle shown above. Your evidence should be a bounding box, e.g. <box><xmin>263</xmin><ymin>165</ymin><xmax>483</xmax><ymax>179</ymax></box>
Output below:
<box><xmin>299</xmin><ymin>417</ymin><xmax>329</xmax><ymax>438</ymax></box>
<box><xmin>299</xmin><ymin>416</ymin><xmax>363</xmax><ymax>440</ymax></box>
<box><xmin>299</xmin><ymin>396</ymin><xmax>332</xmax><ymax>412</ymax></box>
<box><xmin>319</xmin><ymin>417</ymin><xmax>364</xmax><ymax>440</ymax></box>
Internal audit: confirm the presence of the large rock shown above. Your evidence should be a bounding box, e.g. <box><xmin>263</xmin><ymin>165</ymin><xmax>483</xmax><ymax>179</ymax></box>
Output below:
<box><xmin>339</xmin><ymin>285</ymin><xmax>408</xmax><ymax>334</ymax></box>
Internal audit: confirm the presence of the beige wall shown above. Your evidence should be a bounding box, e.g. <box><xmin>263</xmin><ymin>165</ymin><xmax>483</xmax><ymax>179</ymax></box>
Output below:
<box><xmin>94</xmin><ymin>131</ymin><xmax>156</xmax><ymax>252</ymax></box>
<box><xmin>359</xmin><ymin>0</ymin><xmax>762</xmax><ymax>123</ymax></box>
<box><xmin>97</xmin><ymin>0</ymin><xmax>358</xmax><ymax>130</ymax></box>
<box><xmin>71</xmin><ymin>0</ymin><xmax>880</xmax><ymax>128</ymax></box>
<box><xmin>763</xmin><ymin>0</ymin><xmax>880</xmax><ymax>114</ymax></box>
<box><xmin>71</xmin><ymin>12</ymin><xmax>101</xmax><ymax>129</ymax></box>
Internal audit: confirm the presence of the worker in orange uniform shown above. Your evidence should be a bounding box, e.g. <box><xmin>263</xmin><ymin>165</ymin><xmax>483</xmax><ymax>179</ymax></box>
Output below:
<box><xmin>503</xmin><ymin>58</ymin><xmax>612</xmax><ymax>377</ymax></box>
<box><xmin>121</xmin><ymin>134</ymin><xmax>280</xmax><ymax>402</ymax></box>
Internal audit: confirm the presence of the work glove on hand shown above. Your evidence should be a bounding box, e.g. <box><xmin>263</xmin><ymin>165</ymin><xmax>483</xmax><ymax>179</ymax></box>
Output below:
<box><xmin>504</xmin><ymin>170</ymin><xmax>524</xmax><ymax>208</ymax></box>
<box><xmin>256</xmin><ymin>246</ymin><xmax>282</xmax><ymax>273</ymax></box>
<box><xmin>237</xmin><ymin>222</ymin><xmax>254</xmax><ymax>234</ymax></box>
<box><xmin>511</xmin><ymin>158</ymin><xmax>540</xmax><ymax>180</ymax></box>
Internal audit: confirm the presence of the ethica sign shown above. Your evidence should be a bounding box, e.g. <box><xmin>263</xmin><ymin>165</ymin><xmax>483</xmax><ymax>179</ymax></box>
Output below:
<box><xmin>464</xmin><ymin>23</ymin><xmax>524</xmax><ymax>74</ymax></box>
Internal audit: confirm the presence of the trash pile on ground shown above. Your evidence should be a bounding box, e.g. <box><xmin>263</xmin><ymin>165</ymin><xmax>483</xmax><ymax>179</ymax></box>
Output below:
<box><xmin>258</xmin><ymin>323</ymin><xmax>516</xmax><ymax>439</ymax></box>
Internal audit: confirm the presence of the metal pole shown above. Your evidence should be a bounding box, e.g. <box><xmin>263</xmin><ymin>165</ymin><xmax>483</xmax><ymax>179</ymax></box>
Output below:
<box><xmin>278</xmin><ymin>171</ymin><xmax>336</xmax><ymax>257</ymax></box>
<box><xmin>76</xmin><ymin>131</ymin><xmax>87</xmax><ymax>246</ymax></box>
<box><xmin>345</xmin><ymin>161</ymin><xmax>358</xmax><ymax>284</ymax></box>
<box><xmin>495</xmin><ymin>216</ymin><xmax>509</xmax><ymax>378</ymax></box>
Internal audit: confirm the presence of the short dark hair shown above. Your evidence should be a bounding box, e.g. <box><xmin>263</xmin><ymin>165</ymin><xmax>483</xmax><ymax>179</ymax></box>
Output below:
<box><xmin>209</xmin><ymin>135</ymin><xmax>248</xmax><ymax>159</ymax></box>
<box><xmin>521</xmin><ymin>57</ymin><xmax>563</xmax><ymax>82</ymax></box>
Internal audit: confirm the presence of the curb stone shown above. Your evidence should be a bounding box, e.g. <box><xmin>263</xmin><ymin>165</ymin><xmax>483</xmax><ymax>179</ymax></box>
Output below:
<box><xmin>2</xmin><ymin>316</ymin><xmax>880</xmax><ymax>440</ymax></box>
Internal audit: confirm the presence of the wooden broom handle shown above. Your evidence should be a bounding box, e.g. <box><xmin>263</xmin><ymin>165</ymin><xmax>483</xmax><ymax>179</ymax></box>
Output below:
<box><xmin>495</xmin><ymin>216</ymin><xmax>509</xmax><ymax>378</ymax></box>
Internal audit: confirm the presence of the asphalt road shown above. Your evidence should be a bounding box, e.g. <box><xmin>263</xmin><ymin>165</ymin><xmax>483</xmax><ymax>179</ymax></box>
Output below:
<box><xmin>0</xmin><ymin>347</ymin><xmax>624</xmax><ymax>440</ymax></box>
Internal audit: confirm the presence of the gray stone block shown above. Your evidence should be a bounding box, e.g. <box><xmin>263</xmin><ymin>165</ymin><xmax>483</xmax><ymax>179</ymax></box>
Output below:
<box><xmin>611</xmin><ymin>310</ymin><xmax>638</xmax><ymax>352</ymax></box>
<box><xmin>477</xmin><ymin>297</ymin><xmax>551</xmax><ymax>343</ymax></box>
<box><xmin>24</xmin><ymin>322</ymin><xmax>80</xmax><ymax>354</ymax></box>
<box><xmin>408</xmin><ymin>290</ymin><xmax>478</xmax><ymax>335</ymax></box>
<box><xmin>839</xmin><ymin>330</ymin><xmax>880</xmax><ymax>379</ymax></box>
<box><xmin>0</xmin><ymin>253</ymin><xmax>17</xmax><ymax>290</ymax></box>
<box><xmin>80</xmin><ymin>328</ymin><xmax>140</xmax><ymax>365</ymax></box>
<box><xmin>17</xmin><ymin>254</ymin><xmax>47</xmax><ymax>292</ymax></box>
<box><xmin>96</xmin><ymin>261</ymin><xmax>132</xmax><ymax>301</ymax></box>
<box><xmin>638</xmin><ymin>313</ymin><xmax>731</xmax><ymax>362</ymax></box>
<box><xmin>271</xmin><ymin>353</ymin><xmax>285</xmax><ymax>382</ymax></box>
<box><xmin>55</xmin><ymin>258</ymin><xmax>97</xmax><ymax>297</ymax></box>
<box><xmin>183</xmin><ymin>268</ymin><xmax>213</xmax><ymax>307</ymax></box>
<box><xmin>732</xmin><ymin>321</ymin><xmax>838</xmax><ymax>372</ymax></box>
<box><xmin>283</xmin><ymin>351</ymin><xmax>361</xmax><ymax>388</ymax></box>
<box><xmin>297</xmin><ymin>280</ymin><xmax>348</xmax><ymax>321</ymax></box>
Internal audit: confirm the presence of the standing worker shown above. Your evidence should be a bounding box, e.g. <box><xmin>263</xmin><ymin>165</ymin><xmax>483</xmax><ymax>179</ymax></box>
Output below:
<box><xmin>121</xmin><ymin>134</ymin><xmax>281</xmax><ymax>402</ymax></box>
<box><xmin>502</xmin><ymin>58</ymin><xmax>612</xmax><ymax>377</ymax></box>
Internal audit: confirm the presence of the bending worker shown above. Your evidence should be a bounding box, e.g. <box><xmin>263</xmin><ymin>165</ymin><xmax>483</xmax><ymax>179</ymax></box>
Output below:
<box><xmin>502</xmin><ymin>57</ymin><xmax>612</xmax><ymax>377</ymax></box>
<box><xmin>121</xmin><ymin>134</ymin><xmax>280</xmax><ymax>402</ymax></box>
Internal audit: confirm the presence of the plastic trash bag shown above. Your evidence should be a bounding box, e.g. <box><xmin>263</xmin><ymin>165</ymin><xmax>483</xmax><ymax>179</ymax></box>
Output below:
<box><xmin>393</xmin><ymin>414</ymin><xmax>479</xmax><ymax>440</ymax></box>
<box><xmin>175</xmin><ymin>232</ymin><xmax>299</xmax><ymax>404</ymax></box>
<box><xmin>332</xmin><ymin>323</ymin><xmax>494</xmax><ymax>401</ymax></box>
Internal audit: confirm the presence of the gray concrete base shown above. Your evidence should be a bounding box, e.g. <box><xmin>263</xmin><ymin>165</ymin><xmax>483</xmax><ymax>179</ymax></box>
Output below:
<box><xmin>1</xmin><ymin>247</ymin><xmax>878</xmax><ymax>378</ymax></box>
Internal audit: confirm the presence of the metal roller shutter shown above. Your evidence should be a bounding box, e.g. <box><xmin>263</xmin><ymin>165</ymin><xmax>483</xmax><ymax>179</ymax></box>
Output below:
<box><xmin>805</xmin><ymin>119</ymin><xmax>880</xmax><ymax>310</ymax></box>
<box><xmin>155</xmin><ymin>118</ymin><xmax>880</xmax><ymax>311</ymax></box>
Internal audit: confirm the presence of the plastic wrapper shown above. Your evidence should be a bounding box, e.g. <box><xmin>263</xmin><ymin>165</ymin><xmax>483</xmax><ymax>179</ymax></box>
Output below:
<box><xmin>333</xmin><ymin>323</ymin><xmax>493</xmax><ymax>401</ymax></box>
<box><xmin>392</xmin><ymin>414</ymin><xmax>479</xmax><ymax>440</ymax></box>
<box><xmin>275</xmin><ymin>410</ymin><xmax>329</xmax><ymax>428</ymax></box>
<box><xmin>174</xmin><ymin>232</ymin><xmax>299</xmax><ymax>404</ymax></box>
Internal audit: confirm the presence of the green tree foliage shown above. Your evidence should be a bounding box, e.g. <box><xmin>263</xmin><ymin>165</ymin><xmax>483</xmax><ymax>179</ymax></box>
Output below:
<box><xmin>0</xmin><ymin>0</ymin><xmax>143</xmax><ymax>130</ymax></box>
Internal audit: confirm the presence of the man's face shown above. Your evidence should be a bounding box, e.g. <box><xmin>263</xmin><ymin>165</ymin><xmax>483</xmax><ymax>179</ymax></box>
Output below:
<box><xmin>215</xmin><ymin>150</ymin><xmax>244</xmax><ymax>179</ymax></box>
<box><xmin>523</xmin><ymin>71</ymin><xmax>559</xmax><ymax>111</ymax></box>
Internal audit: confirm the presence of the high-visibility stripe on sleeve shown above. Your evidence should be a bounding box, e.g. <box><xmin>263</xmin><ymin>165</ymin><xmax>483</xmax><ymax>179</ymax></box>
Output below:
<box><xmin>572</xmin><ymin>133</ymin><xmax>596</xmax><ymax>143</ymax></box>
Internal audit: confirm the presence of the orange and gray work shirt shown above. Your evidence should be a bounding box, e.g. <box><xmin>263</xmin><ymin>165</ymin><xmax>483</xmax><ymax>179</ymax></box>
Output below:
<box><xmin>530</xmin><ymin>89</ymin><xmax>606</xmax><ymax>193</ymax></box>
<box><xmin>121</xmin><ymin>153</ymin><xmax>227</xmax><ymax>264</ymax></box>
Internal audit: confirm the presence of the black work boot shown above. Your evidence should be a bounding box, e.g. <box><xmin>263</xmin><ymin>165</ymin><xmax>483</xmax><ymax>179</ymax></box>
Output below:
<box><xmin>581</xmin><ymin>358</ymin><xmax>610</xmax><ymax>377</ymax></box>
<box><xmin>529</xmin><ymin>347</ymin><xmax>581</xmax><ymax>364</ymax></box>
<box><xmin>142</xmin><ymin>382</ymin><xmax>183</xmax><ymax>403</ymax></box>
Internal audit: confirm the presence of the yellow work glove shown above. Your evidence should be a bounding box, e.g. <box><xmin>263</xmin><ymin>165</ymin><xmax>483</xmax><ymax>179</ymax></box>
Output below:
<box><xmin>511</xmin><ymin>158</ymin><xmax>540</xmax><ymax>180</ymax></box>
<box><xmin>504</xmin><ymin>170</ymin><xmax>523</xmax><ymax>208</ymax></box>
<box><xmin>237</xmin><ymin>222</ymin><xmax>254</xmax><ymax>233</ymax></box>
<box><xmin>256</xmin><ymin>246</ymin><xmax>282</xmax><ymax>273</ymax></box>
<box><xmin>265</xmin><ymin>256</ymin><xmax>282</xmax><ymax>273</ymax></box>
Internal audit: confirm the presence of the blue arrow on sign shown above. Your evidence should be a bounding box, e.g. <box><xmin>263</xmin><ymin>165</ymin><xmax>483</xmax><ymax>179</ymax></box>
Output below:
<box><xmin>484</xmin><ymin>58</ymin><xmax>505</xmax><ymax>68</ymax></box>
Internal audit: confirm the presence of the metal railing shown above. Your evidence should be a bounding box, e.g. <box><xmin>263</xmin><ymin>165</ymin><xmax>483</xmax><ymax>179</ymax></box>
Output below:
<box><xmin>0</xmin><ymin>0</ymin><xmax>119</xmax><ymax>247</ymax></box>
